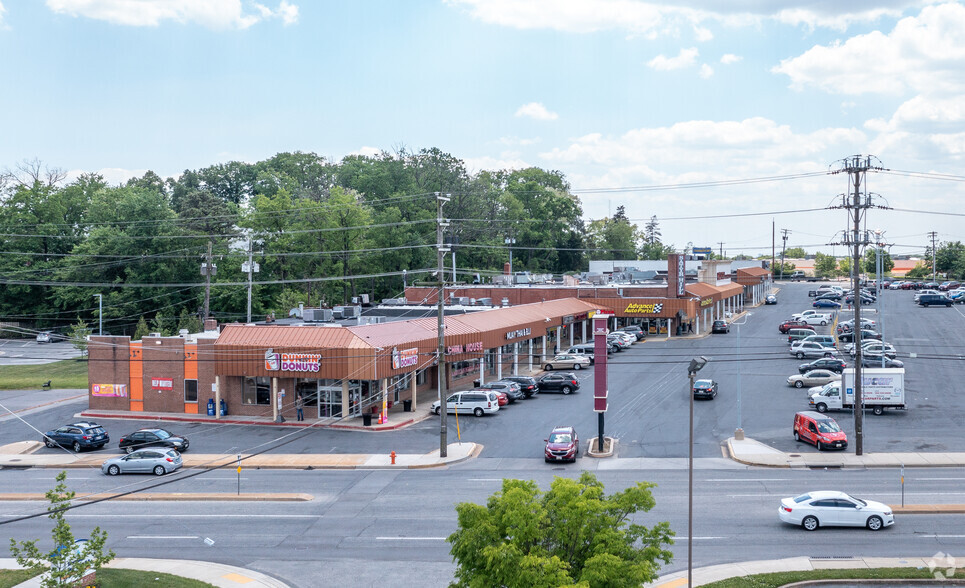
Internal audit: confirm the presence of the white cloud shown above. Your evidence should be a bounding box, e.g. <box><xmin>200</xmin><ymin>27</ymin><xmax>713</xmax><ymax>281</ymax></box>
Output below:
<box><xmin>699</xmin><ymin>63</ymin><xmax>713</xmax><ymax>78</ymax></box>
<box><xmin>349</xmin><ymin>146</ymin><xmax>382</xmax><ymax>157</ymax></box>
<box><xmin>0</xmin><ymin>2</ymin><xmax>6</xmax><ymax>27</ymax></box>
<box><xmin>515</xmin><ymin>102</ymin><xmax>558</xmax><ymax>121</ymax></box>
<box><xmin>773</xmin><ymin>3</ymin><xmax>965</xmax><ymax>96</ymax></box>
<box><xmin>694</xmin><ymin>25</ymin><xmax>712</xmax><ymax>41</ymax></box>
<box><xmin>720</xmin><ymin>53</ymin><xmax>741</xmax><ymax>64</ymax></box>
<box><xmin>498</xmin><ymin>136</ymin><xmax>541</xmax><ymax>146</ymax></box>
<box><xmin>445</xmin><ymin>0</ymin><xmax>921</xmax><ymax>35</ymax></box>
<box><xmin>647</xmin><ymin>47</ymin><xmax>698</xmax><ymax>71</ymax></box>
<box><xmin>462</xmin><ymin>154</ymin><xmax>530</xmax><ymax>174</ymax></box>
<box><xmin>45</xmin><ymin>0</ymin><xmax>299</xmax><ymax>29</ymax></box>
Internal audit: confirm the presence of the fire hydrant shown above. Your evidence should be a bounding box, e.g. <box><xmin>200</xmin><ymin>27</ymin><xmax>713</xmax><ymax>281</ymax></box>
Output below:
<box><xmin>390</xmin><ymin>451</ymin><xmax>396</xmax><ymax>465</ymax></box>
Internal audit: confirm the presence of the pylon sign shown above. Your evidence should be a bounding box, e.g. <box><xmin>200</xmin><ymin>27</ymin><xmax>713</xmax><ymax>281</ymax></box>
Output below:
<box><xmin>592</xmin><ymin>310</ymin><xmax>613</xmax><ymax>413</ymax></box>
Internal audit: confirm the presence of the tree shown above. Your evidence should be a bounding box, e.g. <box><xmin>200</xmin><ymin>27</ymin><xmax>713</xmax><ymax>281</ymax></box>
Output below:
<box><xmin>448</xmin><ymin>472</ymin><xmax>673</xmax><ymax>588</ymax></box>
<box><xmin>176</xmin><ymin>308</ymin><xmax>202</xmax><ymax>334</ymax></box>
<box><xmin>638</xmin><ymin>241</ymin><xmax>676</xmax><ymax>260</ymax></box>
<box><xmin>935</xmin><ymin>241</ymin><xmax>965</xmax><ymax>277</ymax></box>
<box><xmin>586</xmin><ymin>209</ymin><xmax>640</xmax><ymax>261</ymax></box>
<box><xmin>862</xmin><ymin>247</ymin><xmax>894</xmax><ymax>274</ymax></box>
<box><xmin>132</xmin><ymin>317</ymin><xmax>150</xmax><ymax>341</ymax></box>
<box><xmin>906</xmin><ymin>261</ymin><xmax>931</xmax><ymax>279</ymax></box>
<box><xmin>9</xmin><ymin>471</ymin><xmax>114</xmax><ymax>588</ymax></box>
<box><xmin>643</xmin><ymin>216</ymin><xmax>661</xmax><ymax>245</ymax></box>
<box><xmin>150</xmin><ymin>311</ymin><xmax>172</xmax><ymax>336</ymax></box>
<box><xmin>784</xmin><ymin>247</ymin><xmax>807</xmax><ymax>259</ymax></box>
<box><xmin>814</xmin><ymin>252</ymin><xmax>838</xmax><ymax>277</ymax></box>
<box><xmin>838</xmin><ymin>257</ymin><xmax>852</xmax><ymax>278</ymax></box>
<box><xmin>773</xmin><ymin>261</ymin><xmax>795</xmax><ymax>277</ymax></box>
<box><xmin>66</xmin><ymin>319</ymin><xmax>91</xmax><ymax>356</ymax></box>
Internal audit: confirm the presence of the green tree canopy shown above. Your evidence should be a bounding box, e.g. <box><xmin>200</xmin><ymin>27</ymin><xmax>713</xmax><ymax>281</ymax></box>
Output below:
<box><xmin>784</xmin><ymin>247</ymin><xmax>807</xmax><ymax>258</ymax></box>
<box><xmin>862</xmin><ymin>247</ymin><xmax>894</xmax><ymax>274</ymax></box>
<box><xmin>447</xmin><ymin>472</ymin><xmax>673</xmax><ymax>588</ymax></box>
<box><xmin>814</xmin><ymin>252</ymin><xmax>838</xmax><ymax>277</ymax></box>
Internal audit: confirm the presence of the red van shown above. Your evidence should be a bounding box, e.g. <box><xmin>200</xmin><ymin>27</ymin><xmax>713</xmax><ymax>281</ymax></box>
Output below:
<box><xmin>793</xmin><ymin>411</ymin><xmax>848</xmax><ymax>451</ymax></box>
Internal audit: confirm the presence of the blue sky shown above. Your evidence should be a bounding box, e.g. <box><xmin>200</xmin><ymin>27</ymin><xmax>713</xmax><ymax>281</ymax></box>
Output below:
<box><xmin>2</xmin><ymin>0</ymin><xmax>964</xmax><ymax>258</ymax></box>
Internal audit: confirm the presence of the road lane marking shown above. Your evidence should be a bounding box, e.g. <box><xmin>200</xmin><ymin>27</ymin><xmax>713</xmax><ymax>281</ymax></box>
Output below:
<box><xmin>53</xmin><ymin>514</ymin><xmax>321</xmax><ymax>519</ymax></box>
<box><xmin>704</xmin><ymin>479</ymin><xmax>788</xmax><ymax>482</ymax></box>
<box><xmin>467</xmin><ymin>478</ymin><xmax>502</xmax><ymax>482</ymax></box>
<box><xmin>127</xmin><ymin>535</ymin><xmax>199</xmax><ymax>539</ymax></box>
<box><xmin>376</xmin><ymin>537</ymin><xmax>447</xmax><ymax>541</ymax></box>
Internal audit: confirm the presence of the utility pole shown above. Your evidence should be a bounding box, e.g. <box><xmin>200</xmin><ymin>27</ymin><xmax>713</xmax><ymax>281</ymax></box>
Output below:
<box><xmin>202</xmin><ymin>240</ymin><xmax>215</xmax><ymax>319</ymax></box>
<box><xmin>831</xmin><ymin>155</ymin><xmax>884</xmax><ymax>457</ymax></box>
<box><xmin>246</xmin><ymin>235</ymin><xmax>254</xmax><ymax>323</ymax></box>
<box><xmin>779</xmin><ymin>229</ymin><xmax>790</xmax><ymax>279</ymax></box>
<box><xmin>772</xmin><ymin>220</ymin><xmax>775</xmax><ymax>275</ymax></box>
<box><xmin>717</xmin><ymin>242</ymin><xmax>724</xmax><ymax>259</ymax></box>
<box><xmin>436</xmin><ymin>193</ymin><xmax>451</xmax><ymax>458</ymax></box>
<box><xmin>928</xmin><ymin>231</ymin><xmax>938</xmax><ymax>283</ymax></box>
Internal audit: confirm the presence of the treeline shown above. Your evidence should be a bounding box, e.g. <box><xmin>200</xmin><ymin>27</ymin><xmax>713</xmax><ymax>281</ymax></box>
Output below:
<box><xmin>0</xmin><ymin>149</ymin><xmax>673</xmax><ymax>336</ymax></box>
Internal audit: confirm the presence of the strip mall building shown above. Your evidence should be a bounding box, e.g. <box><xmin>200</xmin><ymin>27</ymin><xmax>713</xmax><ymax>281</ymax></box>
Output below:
<box><xmin>87</xmin><ymin>256</ymin><xmax>770</xmax><ymax>423</ymax></box>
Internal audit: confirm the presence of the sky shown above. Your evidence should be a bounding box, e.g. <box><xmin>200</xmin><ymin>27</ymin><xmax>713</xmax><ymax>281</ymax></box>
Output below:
<box><xmin>2</xmin><ymin>0</ymin><xmax>964</xmax><ymax>260</ymax></box>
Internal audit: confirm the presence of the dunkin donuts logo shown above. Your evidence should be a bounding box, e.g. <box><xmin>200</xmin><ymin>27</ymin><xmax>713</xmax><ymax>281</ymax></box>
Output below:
<box><xmin>265</xmin><ymin>348</ymin><xmax>321</xmax><ymax>372</ymax></box>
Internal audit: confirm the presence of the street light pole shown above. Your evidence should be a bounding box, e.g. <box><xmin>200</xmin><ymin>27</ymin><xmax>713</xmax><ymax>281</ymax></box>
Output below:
<box><xmin>687</xmin><ymin>356</ymin><xmax>708</xmax><ymax>588</ymax></box>
<box><xmin>733</xmin><ymin>313</ymin><xmax>751</xmax><ymax>437</ymax></box>
<box><xmin>93</xmin><ymin>294</ymin><xmax>102</xmax><ymax>336</ymax></box>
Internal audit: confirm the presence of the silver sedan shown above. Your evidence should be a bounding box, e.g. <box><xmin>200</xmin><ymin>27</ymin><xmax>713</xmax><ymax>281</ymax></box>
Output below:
<box><xmin>787</xmin><ymin>370</ymin><xmax>841</xmax><ymax>389</ymax></box>
<box><xmin>102</xmin><ymin>449</ymin><xmax>183</xmax><ymax>476</ymax></box>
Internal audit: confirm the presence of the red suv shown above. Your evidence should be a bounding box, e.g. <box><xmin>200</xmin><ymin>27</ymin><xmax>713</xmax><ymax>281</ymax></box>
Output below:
<box><xmin>779</xmin><ymin>319</ymin><xmax>809</xmax><ymax>334</ymax></box>
<box><xmin>544</xmin><ymin>426</ymin><xmax>579</xmax><ymax>462</ymax></box>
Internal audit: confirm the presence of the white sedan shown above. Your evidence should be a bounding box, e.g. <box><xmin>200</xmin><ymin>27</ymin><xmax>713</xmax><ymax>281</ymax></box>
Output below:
<box><xmin>801</xmin><ymin>314</ymin><xmax>831</xmax><ymax>326</ymax></box>
<box><xmin>787</xmin><ymin>370</ymin><xmax>841</xmax><ymax>389</ymax></box>
<box><xmin>779</xmin><ymin>491</ymin><xmax>894</xmax><ymax>531</ymax></box>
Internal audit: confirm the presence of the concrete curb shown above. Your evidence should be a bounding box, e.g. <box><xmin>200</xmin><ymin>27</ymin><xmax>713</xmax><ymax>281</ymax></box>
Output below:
<box><xmin>0</xmin><ymin>492</ymin><xmax>314</xmax><ymax>502</ymax></box>
<box><xmin>725</xmin><ymin>436</ymin><xmax>965</xmax><ymax>469</ymax></box>
<box><xmin>586</xmin><ymin>436</ymin><xmax>616</xmax><ymax>458</ymax></box>
<box><xmin>79</xmin><ymin>409</ymin><xmax>430</xmax><ymax>432</ymax></box>
<box><xmin>0</xmin><ymin>441</ymin><xmax>43</xmax><ymax>455</ymax></box>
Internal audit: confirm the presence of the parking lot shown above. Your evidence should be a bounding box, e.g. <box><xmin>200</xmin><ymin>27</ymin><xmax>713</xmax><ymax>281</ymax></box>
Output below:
<box><xmin>4</xmin><ymin>282</ymin><xmax>965</xmax><ymax>462</ymax></box>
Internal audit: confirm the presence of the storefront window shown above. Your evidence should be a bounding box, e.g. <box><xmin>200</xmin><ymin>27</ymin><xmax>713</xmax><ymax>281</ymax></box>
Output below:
<box><xmin>450</xmin><ymin>360</ymin><xmax>477</xmax><ymax>379</ymax></box>
<box><xmin>184</xmin><ymin>379</ymin><xmax>198</xmax><ymax>403</ymax></box>
<box><xmin>243</xmin><ymin>376</ymin><xmax>271</xmax><ymax>405</ymax></box>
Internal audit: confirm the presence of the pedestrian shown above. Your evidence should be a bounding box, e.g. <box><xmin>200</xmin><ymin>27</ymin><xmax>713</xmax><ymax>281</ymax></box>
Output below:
<box><xmin>295</xmin><ymin>394</ymin><xmax>304</xmax><ymax>421</ymax></box>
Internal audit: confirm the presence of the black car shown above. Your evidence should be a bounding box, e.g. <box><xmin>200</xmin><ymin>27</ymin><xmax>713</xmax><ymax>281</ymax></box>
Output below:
<box><xmin>119</xmin><ymin>428</ymin><xmax>190</xmax><ymax>454</ymax></box>
<box><xmin>43</xmin><ymin>422</ymin><xmax>109</xmax><ymax>452</ymax></box>
<box><xmin>765</xmin><ymin>294</ymin><xmax>778</xmax><ymax>304</ymax></box>
<box><xmin>501</xmin><ymin>375</ymin><xmax>539</xmax><ymax>398</ymax></box>
<box><xmin>616</xmin><ymin>325</ymin><xmax>646</xmax><ymax>341</ymax></box>
<box><xmin>712</xmin><ymin>320</ymin><xmax>729</xmax><ymax>334</ymax></box>
<box><xmin>482</xmin><ymin>380</ymin><xmax>524</xmax><ymax>403</ymax></box>
<box><xmin>860</xmin><ymin>355</ymin><xmax>904</xmax><ymax>368</ymax></box>
<box><xmin>692</xmin><ymin>379</ymin><xmax>718</xmax><ymax>399</ymax></box>
<box><xmin>798</xmin><ymin>358</ymin><xmax>848</xmax><ymax>374</ymax></box>
<box><xmin>814</xmin><ymin>292</ymin><xmax>842</xmax><ymax>301</ymax></box>
<box><xmin>837</xmin><ymin>329</ymin><xmax>882</xmax><ymax>343</ymax></box>
<box><xmin>536</xmin><ymin>373</ymin><xmax>580</xmax><ymax>395</ymax></box>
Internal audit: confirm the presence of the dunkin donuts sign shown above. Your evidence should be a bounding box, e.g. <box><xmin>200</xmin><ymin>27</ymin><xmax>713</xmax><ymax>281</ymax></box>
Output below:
<box><xmin>265</xmin><ymin>348</ymin><xmax>321</xmax><ymax>372</ymax></box>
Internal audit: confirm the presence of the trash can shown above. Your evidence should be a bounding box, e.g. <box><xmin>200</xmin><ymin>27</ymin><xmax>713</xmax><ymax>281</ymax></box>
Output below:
<box><xmin>219</xmin><ymin>399</ymin><xmax>227</xmax><ymax>416</ymax></box>
<box><xmin>362</xmin><ymin>413</ymin><xmax>372</xmax><ymax>426</ymax></box>
<box><xmin>371</xmin><ymin>405</ymin><xmax>379</xmax><ymax>414</ymax></box>
<box><xmin>207</xmin><ymin>399</ymin><xmax>215</xmax><ymax>416</ymax></box>
<box><xmin>473</xmin><ymin>379</ymin><xmax>481</xmax><ymax>388</ymax></box>
<box><xmin>403</xmin><ymin>399</ymin><xmax>412</xmax><ymax>412</ymax></box>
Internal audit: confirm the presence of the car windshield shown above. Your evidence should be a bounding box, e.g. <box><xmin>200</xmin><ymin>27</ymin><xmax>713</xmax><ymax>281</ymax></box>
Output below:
<box><xmin>793</xmin><ymin>493</ymin><xmax>812</xmax><ymax>503</ymax></box>
<box><xmin>154</xmin><ymin>430</ymin><xmax>171</xmax><ymax>439</ymax></box>
<box><xmin>548</xmin><ymin>434</ymin><xmax>572</xmax><ymax>443</ymax></box>
<box><xmin>817</xmin><ymin>421</ymin><xmax>841</xmax><ymax>433</ymax></box>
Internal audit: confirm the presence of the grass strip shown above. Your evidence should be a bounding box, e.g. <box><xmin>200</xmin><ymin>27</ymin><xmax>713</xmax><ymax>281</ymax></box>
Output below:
<box><xmin>700</xmin><ymin>566</ymin><xmax>942</xmax><ymax>588</ymax></box>
<box><xmin>0</xmin><ymin>568</ymin><xmax>215</xmax><ymax>588</ymax></box>
<box><xmin>0</xmin><ymin>359</ymin><xmax>89</xmax><ymax>390</ymax></box>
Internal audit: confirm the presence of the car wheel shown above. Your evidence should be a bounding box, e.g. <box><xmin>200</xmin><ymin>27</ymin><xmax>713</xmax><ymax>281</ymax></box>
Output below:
<box><xmin>153</xmin><ymin>465</ymin><xmax>166</xmax><ymax>476</ymax></box>
<box><xmin>124</xmin><ymin>446</ymin><xmax>134</xmax><ymax>454</ymax></box>
<box><xmin>794</xmin><ymin>432</ymin><xmax>801</xmax><ymax>442</ymax></box>
<box><xmin>797</xmin><ymin>352</ymin><xmax>805</xmax><ymax>359</ymax></box>
<box><xmin>73</xmin><ymin>442</ymin><xmax>82</xmax><ymax>453</ymax></box>
<box><xmin>795</xmin><ymin>381</ymin><xmax>804</xmax><ymax>388</ymax></box>
<box><xmin>817</xmin><ymin>441</ymin><xmax>824</xmax><ymax>451</ymax></box>
<box><xmin>866</xmin><ymin>515</ymin><xmax>883</xmax><ymax>531</ymax></box>
<box><xmin>44</xmin><ymin>437</ymin><xmax>55</xmax><ymax>448</ymax></box>
<box><xmin>816</xmin><ymin>403</ymin><xmax>827</xmax><ymax>413</ymax></box>
<box><xmin>573</xmin><ymin>363</ymin><xmax>581</xmax><ymax>370</ymax></box>
<box><xmin>873</xmin><ymin>406</ymin><xmax>884</xmax><ymax>416</ymax></box>
<box><xmin>107</xmin><ymin>465</ymin><xmax>120</xmax><ymax>476</ymax></box>
<box><xmin>473</xmin><ymin>407</ymin><xmax>483</xmax><ymax>417</ymax></box>
<box><xmin>544</xmin><ymin>364</ymin><xmax>553</xmax><ymax>371</ymax></box>
<box><xmin>434</xmin><ymin>406</ymin><xmax>441</xmax><ymax>415</ymax></box>
<box><xmin>802</xmin><ymin>515</ymin><xmax>819</xmax><ymax>531</ymax></box>
<box><xmin>561</xmin><ymin>386</ymin><xmax>572</xmax><ymax>395</ymax></box>
<box><xmin>820</xmin><ymin>321</ymin><xmax>827</xmax><ymax>326</ymax></box>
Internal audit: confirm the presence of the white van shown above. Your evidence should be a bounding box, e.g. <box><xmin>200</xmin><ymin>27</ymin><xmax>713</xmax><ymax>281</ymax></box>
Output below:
<box><xmin>430</xmin><ymin>391</ymin><xmax>499</xmax><ymax>417</ymax></box>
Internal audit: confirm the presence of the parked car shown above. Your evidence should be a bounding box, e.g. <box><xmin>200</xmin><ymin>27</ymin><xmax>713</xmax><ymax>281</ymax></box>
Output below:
<box><xmin>790</xmin><ymin>342</ymin><xmax>838</xmax><ymax>359</ymax></box>
<box><xmin>536</xmin><ymin>373</ymin><xmax>580</xmax><ymax>395</ymax></box>
<box><xmin>850</xmin><ymin>342</ymin><xmax>897</xmax><ymax>359</ymax></box>
<box><xmin>837</xmin><ymin>318</ymin><xmax>876</xmax><ymax>333</ymax></box>
<box><xmin>787</xmin><ymin>369</ymin><xmax>841</xmax><ymax>389</ymax></box>
<box><xmin>844</xmin><ymin>338</ymin><xmax>893</xmax><ymax>355</ymax></box>
<box><xmin>36</xmin><ymin>332</ymin><xmax>51</xmax><ymax>344</ymax></box>
<box><xmin>812</xmin><ymin>299</ymin><xmax>842</xmax><ymax>309</ymax></box>
<box><xmin>779</xmin><ymin>319</ymin><xmax>810</xmax><ymax>334</ymax></box>
<box><xmin>616</xmin><ymin>325</ymin><xmax>646</xmax><ymax>340</ymax></box>
<box><xmin>918</xmin><ymin>293</ymin><xmax>952</xmax><ymax>307</ymax></box>
<box><xmin>798</xmin><ymin>358</ymin><xmax>847</xmax><ymax>374</ymax></box>
<box><xmin>610</xmin><ymin>331</ymin><xmax>636</xmax><ymax>345</ymax></box>
<box><xmin>712</xmin><ymin>320</ymin><xmax>730</xmax><ymax>334</ymax></box>
<box><xmin>565</xmin><ymin>344</ymin><xmax>600</xmax><ymax>363</ymax></box>
<box><xmin>482</xmin><ymin>380</ymin><xmax>524</xmax><ymax>403</ymax></box>
<box><xmin>501</xmin><ymin>375</ymin><xmax>539</xmax><ymax>398</ymax></box>
<box><xmin>118</xmin><ymin>428</ymin><xmax>190</xmax><ymax>454</ymax></box>
<box><xmin>814</xmin><ymin>292</ymin><xmax>842</xmax><ymax>302</ymax></box>
<box><xmin>798</xmin><ymin>334</ymin><xmax>836</xmax><ymax>347</ymax></box>
<box><xmin>487</xmin><ymin>390</ymin><xmax>509</xmax><ymax>407</ymax></box>
<box><xmin>913</xmin><ymin>289</ymin><xmax>942</xmax><ymax>301</ymax></box>
<box><xmin>787</xmin><ymin>328</ymin><xmax>818</xmax><ymax>343</ymax></box>
<box><xmin>430</xmin><ymin>391</ymin><xmax>499</xmax><ymax>416</ymax></box>
<box><xmin>779</xmin><ymin>491</ymin><xmax>894</xmax><ymax>531</ymax></box>
<box><xmin>692</xmin><ymin>379</ymin><xmax>718</xmax><ymax>399</ymax></box>
<box><xmin>605</xmin><ymin>334</ymin><xmax>630</xmax><ymax>351</ymax></box>
<box><xmin>939</xmin><ymin>281</ymin><xmax>961</xmax><ymax>291</ymax></box>
<box><xmin>793</xmin><ymin>411</ymin><xmax>847</xmax><ymax>451</ymax></box>
<box><xmin>837</xmin><ymin>329</ymin><xmax>881</xmax><ymax>343</ymax></box>
<box><xmin>544</xmin><ymin>426</ymin><xmax>579</xmax><ymax>462</ymax></box>
<box><xmin>543</xmin><ymin>354</ymin><xmax>591</xmax><ymax>371</ymax></box>
<box><xmin>43</xmin><ymin>422</ymin><xmax>109</xmax><ymax>453</ymax></box>
<box><xmin>844</xmin><ymin>293</ymin><xmax>876</xmax><ymax>305</ymax></box>
<box><xmin>860</xmin><ymin>355</ymin><xmax>904</xmax><ymax>368</ymax></box>
<box><xmin>102</xmin><ymin>448</ymin><xmax>183</xmax><ymax>476</ymax></box>
<box><xmin>801</xmin><ymin>314</ymin><xmax>831</xmax><ymax>326</ymax></box>
<box><xmin>765</xmin><ymin>294</ymin><xmax>778</xmax><ymax>304</ymax></box>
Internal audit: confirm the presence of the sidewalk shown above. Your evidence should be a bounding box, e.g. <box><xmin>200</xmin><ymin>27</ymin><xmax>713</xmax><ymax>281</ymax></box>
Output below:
<box><xmin>0</xmin><ymin>557</ymin><xmax>289</xmax><ymax>588</ymax></box>
<box><xmin>726</xmin><ymin>435</ymin><xmax>965</xmax><ymax>468</ymax></box>
<box><xmin>647</xmin><ymin>556</ymin><xmax>953</xmax><ymax>587</ymax></box>
<box><xmin>0</xmin><ymin>441</ymin><xmax>481</xmax><ymax>472</ymax></box>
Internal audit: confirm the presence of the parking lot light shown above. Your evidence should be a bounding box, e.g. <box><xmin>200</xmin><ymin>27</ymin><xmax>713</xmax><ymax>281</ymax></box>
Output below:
<box><xmin>687</xmin><ymin>355</ymin><xmax>708</xmax><ymax>588</ymax></box>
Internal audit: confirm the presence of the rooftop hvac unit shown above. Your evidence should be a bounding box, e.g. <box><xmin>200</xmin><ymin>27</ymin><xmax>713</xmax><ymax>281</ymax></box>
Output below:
<box><xmin>360</xmin><ymin>293</ymin><xmax>370</xmax><ymax>304</ymax></box>
<box><xmin>332</xmin><ymin>306</ymin><xmax>345</xmax><ymax>319</ymax></box>
<box><xmin>501</xmin><ymin>297</ymin><xmax>510</xmax><ymax>307</ymax></box>
<box><xmin>381</xmin><ymin>298</ymin><xmax>405</xmax><ymax>305</ymax></box>
<box><xmin>454</xmin><ymin>296</ymin><xmax>470</xmax><ymax>306</ymax></box>
<box><xmin>479</xmin><ymin>297</ymin><xmax>492</xmax><ymax>306</ymax></box>
<box><xmin>149</xmin><ymin>332</ymin><xmax>162</xmax><ymax>338</ymax></box>
<box><xmin>342</xmin><ymin>305</ymin><xmax>361</xmax><ymax>318</ymax></box>
<box><xmin>303</xmin><ymin>308</ymin><xmax>334</xmax><ymax>322</ymax></box>
<box><xmin>362</xmin><ymin>316</ymin><xmax>386</xmax><ymax>324</ymax></box>
<box><xmin>351</xmin><ymin>297</ymin><xmax>359</xmax><ymax>304</ymax></box>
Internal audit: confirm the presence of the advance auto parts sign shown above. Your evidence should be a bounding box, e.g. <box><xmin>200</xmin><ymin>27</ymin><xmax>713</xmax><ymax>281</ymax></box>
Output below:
<box><xmin>265</xmin><ymin>348</ymin><xmax>321</xmax><ymax>373</ymax></box>
<box><xmin>624</xmin><ymin>303</ymin><xmax>663</xmax><ymax>314</ymax></box>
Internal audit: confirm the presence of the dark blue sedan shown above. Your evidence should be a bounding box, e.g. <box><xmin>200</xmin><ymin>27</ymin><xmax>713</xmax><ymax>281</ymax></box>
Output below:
<box><xmin>813</xmin><ymin>299</ymin><xmax>842</xmax><ymax>308</ymax></box>
<box><xmin>43</xmin><ymin>422</ymin><xmax>109</xmax><ymax>452</ymax></box>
